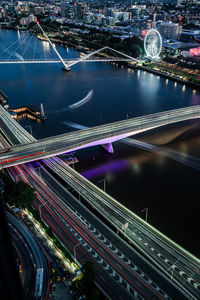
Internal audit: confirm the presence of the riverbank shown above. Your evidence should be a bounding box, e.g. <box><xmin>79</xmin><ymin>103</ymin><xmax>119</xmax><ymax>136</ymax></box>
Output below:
<box><xmin>37</xmin><ymin>34</ymin><xmax>90</xmax><ymax>52</ymax></box>
<box><xmin>7</xmin><ymin>26</ymin><xmax>200</xmax><ymax>92</ymax></box>
<box><xmin>137</xmin><ymin>64</ymin><xmax>200</xmax><ymax>90</ymax></box>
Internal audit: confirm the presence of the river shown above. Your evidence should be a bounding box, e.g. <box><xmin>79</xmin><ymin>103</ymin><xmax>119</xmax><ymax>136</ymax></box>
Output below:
<box><xmin>0</xmin><ymin>29</ymin><xmax>200</xmax><ymax>257</ymax></box>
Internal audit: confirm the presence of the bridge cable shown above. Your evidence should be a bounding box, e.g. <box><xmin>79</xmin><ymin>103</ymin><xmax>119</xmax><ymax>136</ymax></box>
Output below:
<box><xmin>32</xmin><ymin>31</ymin><xmax>38</xmax><ymax>60</ymax></box>
<box><xmin>7</xmin><ymin>32</ymin><xmax>32</xmax><ymax>60</ymax></box>
<box><xmin>0</xmin><ymin>30</ymin><xmax>31</xmax><ymax>59</ymax></box>
<box><xmin>21</xmin><ymin>34</ymin><xmax>35</xmax><ymax>59</ymax></box>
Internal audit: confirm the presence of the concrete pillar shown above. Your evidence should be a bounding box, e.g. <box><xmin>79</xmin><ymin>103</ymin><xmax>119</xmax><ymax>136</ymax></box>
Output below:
<box><xmin>102</xmin><ymin>143</ymin><xmax>114</xmax><ymax>154</ymax></box>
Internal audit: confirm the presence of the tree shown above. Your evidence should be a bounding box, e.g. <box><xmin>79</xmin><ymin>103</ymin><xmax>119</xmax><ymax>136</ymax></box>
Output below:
<box><xmin>77</xmin><ymin>261</ymin><xmax>101</xmax><ymax>299</ymax></box>
<box><xmin>0</xmin><ymin>172</ymin><xmax>35</xmax><ymax>210</ymax></box>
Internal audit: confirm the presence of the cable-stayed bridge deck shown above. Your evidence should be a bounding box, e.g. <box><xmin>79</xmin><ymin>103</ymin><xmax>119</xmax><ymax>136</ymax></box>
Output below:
<box><xmin>0</xmin><ymin>22</ymin><xmax>138</xmax><ymax>70</ymax></box>
<box><xmin>0</xmin><ymin>57</ymin><xmax>131</xmax><ymax>64</ymax></box>
<box><xmin>0</xmin><ymin>105</ymin><xmax>200</xmax><ymax>168</ymax></box>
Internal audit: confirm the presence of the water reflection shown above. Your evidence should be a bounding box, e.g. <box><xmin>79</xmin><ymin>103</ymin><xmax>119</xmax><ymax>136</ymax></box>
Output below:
<box><xmin>42</xmin><ymin>40</ymin><xmax>50</xmax><ymax>51</ymax></box>
<box><xmin>138</xmin><ymin>70</ymin><xmax>160</xmax><ymax>103</ymax></box>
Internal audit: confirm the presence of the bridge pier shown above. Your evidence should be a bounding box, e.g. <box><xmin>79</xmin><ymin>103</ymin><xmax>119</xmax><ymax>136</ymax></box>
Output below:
<box><xmin>102</xmin><ymin>143</ymin><xmax>114</xmax><ymax>154</ymax></box>
<box><xmin>62</xmin><ymin>66</ymin><xmax>71</xmax><ymax>72</ymax></box>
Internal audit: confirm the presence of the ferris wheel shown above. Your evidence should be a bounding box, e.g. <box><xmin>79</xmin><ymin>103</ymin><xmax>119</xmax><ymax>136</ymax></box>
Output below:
<box><xmin>144</xmin><ymin>29</ymin><xmax>162</xmax><ymax>59</ymax></box>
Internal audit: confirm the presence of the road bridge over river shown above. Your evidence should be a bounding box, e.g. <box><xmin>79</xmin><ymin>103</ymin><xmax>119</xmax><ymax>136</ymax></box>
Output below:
<box><xmin>0</xmin><ymin>105</ymin><xmax>200</xmax><ymax>168</ymax></box>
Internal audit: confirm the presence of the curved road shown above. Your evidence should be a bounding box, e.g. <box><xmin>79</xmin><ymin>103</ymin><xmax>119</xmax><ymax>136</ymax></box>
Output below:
<box><xmin>6</xmin><ymin>212</ymin><xmax>49</xmax><ymax>300</ymax></box>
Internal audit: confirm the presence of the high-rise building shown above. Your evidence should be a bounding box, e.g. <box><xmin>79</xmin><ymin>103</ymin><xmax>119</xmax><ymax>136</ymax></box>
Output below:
<box><xmin>157</xmin><ymin>22</ymin><xmax>182</xmax><ymax>40</ymax></box>
<box><xmin>61</xmin><ymin>0</ymin><xmax>68</xmax><ymax>17</ymax></box>
<box><xmin>74</xmin><ymin>3</ymin><xmax>87</xmax><ymax>20</ymax></box>
<box><xmin>152</xmin><ymin>14</ymin><xmax>157</xmax><ymax>29</ymax></box>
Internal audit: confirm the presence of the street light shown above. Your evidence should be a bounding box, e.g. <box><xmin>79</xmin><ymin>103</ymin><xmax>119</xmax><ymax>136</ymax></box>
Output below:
<box><xmin>99</xmin><ymin>178</ymin><xmax>106</xmax><ymax>192</ymax></box>
<box><xmin>39</xmin><ymin>202</ymin><xmax>48</xmax><ymax>220</ymax></box>
<box><xmin>167</xmin><ymin>259</ymin><xmax>179</xmax><ymax>280</ymax></box>
<box><xmin>141</xmin><ymin>207</ymin><xmax>148</xmax><ymax>222</ymax></box>
<box><xmin>73</xmin><ymin>241</ymin><xmax>82</xmax><ymax>264</ymax></box>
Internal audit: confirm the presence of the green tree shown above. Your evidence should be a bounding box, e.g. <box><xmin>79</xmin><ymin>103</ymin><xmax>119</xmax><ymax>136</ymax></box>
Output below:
<box><xmin>77</xmin><ymin>261</ymin><xmax>101</xmax><ymax>299</ymax></box>
<box><xmin>1</xmin><ymin>172</ymin><xmax>35</xmax><ymax>209</ymax></box>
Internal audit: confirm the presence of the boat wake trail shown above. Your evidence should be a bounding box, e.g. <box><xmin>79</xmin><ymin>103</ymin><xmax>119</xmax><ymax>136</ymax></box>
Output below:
<box><xmin>68</xmin><ymin>89</ymin><xmax>93</xmax><ymax>110</ymax></box>
<box><xmin>48</xmin><ymin>89</ymin><xmax>93</xmax><ymax>114</ymax></box>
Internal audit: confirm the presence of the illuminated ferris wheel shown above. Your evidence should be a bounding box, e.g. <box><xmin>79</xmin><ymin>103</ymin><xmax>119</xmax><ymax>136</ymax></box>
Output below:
<box><xmin>144</xmin><ymin>29</ymin><xmax>162</xmax><ymax>59</ymax></box>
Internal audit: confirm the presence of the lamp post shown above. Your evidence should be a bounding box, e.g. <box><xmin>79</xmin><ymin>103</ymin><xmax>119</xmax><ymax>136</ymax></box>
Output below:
<box><xmin>141</xmin><ymin>207</ymin><xmax>148</xmax><ymax>222</ymax></box>
<box><xmin>73</xmin><ymin>241</ymin><xmax>82</xmax><ymax>264</ymax></box>
<box><xmin>168</xmin><ymin>259</ymin><xmax>179</xmax><ymax>280</ymax></box>
<box><xmin>99</xmin><ymin>178</ymin><xmax>106</xmax><ymax>192</ymax></box>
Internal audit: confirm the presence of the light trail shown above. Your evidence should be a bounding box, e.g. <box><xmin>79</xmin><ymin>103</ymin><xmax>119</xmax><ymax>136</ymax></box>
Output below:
<box><xmin>0</xmin><ymin>105</ymin><xmax>199</xmax><ymax>299</ymax></box>
<box><xmin>14</xmin><ymin>162</ymin><xmax>172</xmax><ymax>300</ymax></box>
<box><xmin>1</xmin><ymin>105</ymin><xmax>200</xmax><ymax>168</ymax></box>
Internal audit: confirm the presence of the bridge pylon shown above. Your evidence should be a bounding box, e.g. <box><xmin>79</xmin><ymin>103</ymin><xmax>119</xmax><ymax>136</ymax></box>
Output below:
<box><xmin>36</xmin><ymin>21</ymin><xmax>70</xmax><ymax>71</ymax></box>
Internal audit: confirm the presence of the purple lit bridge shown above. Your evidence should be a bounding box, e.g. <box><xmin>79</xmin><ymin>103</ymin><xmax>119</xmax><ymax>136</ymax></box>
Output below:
<box><xmin>0</xmin><ymin>105</ymin><xmax>200</xmax><ymax>168</ymax></box>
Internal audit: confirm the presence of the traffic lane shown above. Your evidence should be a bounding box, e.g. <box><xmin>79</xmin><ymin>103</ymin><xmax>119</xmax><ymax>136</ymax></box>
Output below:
<box><xmin>11</xmin><ymin>163</ymin><xmax>190</xmax><ymax>298</ymax></box>
<box><xmin>6</xmin><ymin>213</ymin><xmax>49</xmax><ymax>300</ymax></box>
<box><xmin>9</xmin><ymin>225</ymin><xmax>35</xmax><ymax>299</ymax></box>
<box><xmin>28</xmin><ymin>172</ymin><xmax>158</xmax><ymax>300</ymax></box>
<box><xmin>0</xmin><ymin>117</ymin><xmax>20</xmax><ymax>145</ymax></box>
<box><xmin>34</xmin><ymin>162</ymin><xmax>187</xmax><ymax>299</ymax></box>
<box><xmin>29</xmin><ymin>170</ymin><xmax>181</xmax><ymax>300</ymax></box>
<box><xmin>3</xmin><ymin>108</ymin><xmax>199</xmax><ymax>156</ymax></box>
<box><xmin>38</xmin><ymin>202</ymin><xmax>144</xmax><ymax>300</ymax></box>
<box><xmin>45</xmin><ymin>158</ymin><xmax>200</xmax><ymax>296</ymax></box>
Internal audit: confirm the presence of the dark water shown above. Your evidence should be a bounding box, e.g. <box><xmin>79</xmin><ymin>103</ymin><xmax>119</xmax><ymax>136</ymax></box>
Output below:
<box><xmin>1</xmin><ymin>29</ymin><xmax>200</xmax><ymax>257</ymax></box>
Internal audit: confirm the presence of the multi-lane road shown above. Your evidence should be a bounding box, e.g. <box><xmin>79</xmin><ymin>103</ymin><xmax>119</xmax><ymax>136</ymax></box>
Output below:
<box><xmin>1</xmin><ymin>105</ymin><xmax>200</xmax><ymax>167</ymax></box>
<box><xmin>43</xmin><ymin>156</ymin><xmax>200</xmax><ymax>300</ymax></box>
<box><xmin>6</xmin><ymin>212</ymin><xmax>48</xmax><ymax>300</ymax></box>
<box><xmin>0</xmin><ymin>105</ymin><xmax>200</xmax><ymax>299</ymax></box>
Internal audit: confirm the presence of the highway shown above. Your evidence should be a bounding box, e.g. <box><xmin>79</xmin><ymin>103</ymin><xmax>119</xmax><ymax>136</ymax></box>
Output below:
<box><xmin>44</xmin><ymin>156</ymin><xmax>200</xmax><ymax>300</ymax></box>
<box><xmin>1</xmin><ymin>105</ymin><xmax>200</xmax><ymax>168</ymax></box>
<box><xmin>0</xmin><ymin>105</ymin><xmax>194</xmax><ymax>298</ymax></box>
<box><xmin>6</xmin><ymin>212</ymin><xmax>49</xmax><ymax>300</ymax></box>
<box><xmin>0</xmin><ymin>104</ymin><xmax>199</xmax><ymax>299</ymax></box>
<box><xmin>14</xmin><ymin>161</ymin><xmax>189</xmax><ymax>300</ymax></box>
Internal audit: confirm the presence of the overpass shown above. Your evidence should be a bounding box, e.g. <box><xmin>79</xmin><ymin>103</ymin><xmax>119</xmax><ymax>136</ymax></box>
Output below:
<box><xmin>0</xmin><ymin>105</ymin><xmax>200</xmax><ymax>168</ymax></box>
<box><xmin>0</xmin><ymin>102</ymin><xmax>190</xmax><ymax>300</ymax></box>
<box><xmin>0</xmin><ymin>105</ymin><xmax>200</xmax><ymax>299</ymax></box>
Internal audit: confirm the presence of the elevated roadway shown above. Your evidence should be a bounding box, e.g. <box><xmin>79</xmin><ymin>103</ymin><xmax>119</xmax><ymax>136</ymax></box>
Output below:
<box><xmin>44</xmin><ymin>157</ymin><xmax>200</xmax><ymax>300</ymax></box>
<box><xmin>1</xmin><ymin>105</ymin><xmax>200</xmax><ymax>168</ymax></box>
<box><xmin>0</xmin><ymin>106</ymin><xmax>195</xmax><ymax>299</ymax></box>
<box><xmin>0</xmin><ymin>106</ymin><xmax>200</xmax><ymax>299</ymax></box>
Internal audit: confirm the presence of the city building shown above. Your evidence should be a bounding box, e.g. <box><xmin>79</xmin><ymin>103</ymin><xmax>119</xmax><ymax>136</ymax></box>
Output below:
<box><xmin>180</xmin><ymin>29</ymin><xmax>200</xmax><ymax>43</ymax></box>
<box><xmin>20</xmin><ymin>14</ymin><xmax>37</xmax><ymax>26</ymax></box>
<box><xmin>157</xmin><ymin>21</ymin><xmax>182</xmax><ymax>40</ymax></box>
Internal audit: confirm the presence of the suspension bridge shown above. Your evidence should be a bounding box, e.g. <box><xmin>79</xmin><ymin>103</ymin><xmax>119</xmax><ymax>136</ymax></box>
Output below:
<box><xmin>0</xmin><ymin>22</ymin><xmax>139</xmax><ymax>71</ymax></box>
